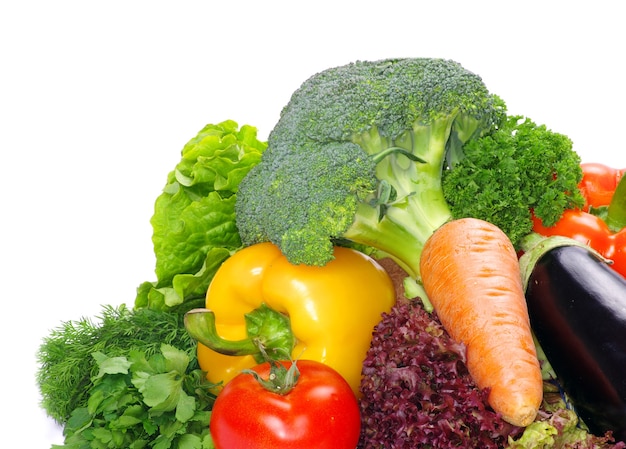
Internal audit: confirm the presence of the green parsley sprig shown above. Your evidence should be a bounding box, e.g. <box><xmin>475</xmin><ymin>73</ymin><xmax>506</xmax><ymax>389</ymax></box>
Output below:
<box><xmin>53</xmin><ymin>344</ymin><xmax>216</xmax><ymax>449</ymax></box>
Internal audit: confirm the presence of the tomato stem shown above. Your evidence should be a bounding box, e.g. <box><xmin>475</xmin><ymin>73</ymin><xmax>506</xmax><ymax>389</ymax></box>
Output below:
<box><xmin>242</xmin><ymin>359</ymin><xmax>301</xmax><ymax>395</ymax></box>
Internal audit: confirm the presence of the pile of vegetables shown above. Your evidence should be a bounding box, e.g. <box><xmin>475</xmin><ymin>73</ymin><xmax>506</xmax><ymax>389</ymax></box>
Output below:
<box><xmin>359</xmin><ymin>289</ymin><xmax>625</xmax><ymax>449</ymax></box>
<box><xmin>183</xmin><ymin>241</ymin><xmax>395</xmax><ymax>396</ymax></box>
<box><xmin>38</xmin><ymin>121</ymin><xmax>265</xmax><ymax>449</ymax></box>
<box><xmin>36</xmin><ymin>58</ymin><xmax>626</xmax><ymax>449</ymax></box>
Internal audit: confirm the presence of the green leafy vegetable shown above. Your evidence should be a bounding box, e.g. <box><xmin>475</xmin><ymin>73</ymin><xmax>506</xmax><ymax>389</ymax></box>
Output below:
<box><xmin>38</xmin><ymin>120</ymin><xmax>266</xmax><ymax>446</ymax></box>
<box><xmin>37</xmin><ymin>304</ymin><xmax>198</xmax><ymax>424</ymax></box>
<box><xmin>52</xmin><ymin>344</ymin><xmax>216</xmax><ymax>449</ymax></box>
<box><xmin>508</xmin><ymin>384</ymin><xmax>625</xmax><ymax>448</ymax></box>
<box><xmin>136</xmin><ymin>120</ymin><xmax>266</xmax><ymax>311</ymax></box>
<box><xmin>443</xmin><ymin>115</ymin><xmax>584</xmax><ymax>247</ymax></box>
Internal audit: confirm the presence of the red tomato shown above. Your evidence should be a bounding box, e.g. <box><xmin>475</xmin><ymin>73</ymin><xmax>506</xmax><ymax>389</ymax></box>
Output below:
<box><xmin>532</xmin><ymin>210</ymin><xmax>613</xmax><ymax>255</ymax></box>
<box><xmin>210</xmin><ymin>360</ymin><xmax>361</xmax><ymax>449</ymax></box>
<box><xmin>579</xmin><ymin>162</ymin><xmax>626</xmax><ymax>210</ymax></box>
<box><xmin>608</xmin><ymin>231</ymin><xmax>626</xmax><ymax>279</ymax></box>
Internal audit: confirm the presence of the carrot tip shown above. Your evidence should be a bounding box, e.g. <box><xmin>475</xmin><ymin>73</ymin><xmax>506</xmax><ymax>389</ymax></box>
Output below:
<box><xmin>503</xmin><ymin>406</ymin><xmax>539</xmax><ymax>427</ymax></box>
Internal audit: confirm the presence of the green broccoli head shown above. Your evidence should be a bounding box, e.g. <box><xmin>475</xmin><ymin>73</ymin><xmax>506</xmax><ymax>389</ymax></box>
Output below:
<box><xmin>270</xmin><ymin>58</ymin><xmax>503</xmax><ymax>151</ymax></box>
<box><xmin>235</xmin><ymin>140</ymin><xmax>378</xmax><ymax>265</ymax></box>
<box><xmin>236</xmin><ymin>58</ymin><xmax>506</xmax><ymax>278</ymax></box>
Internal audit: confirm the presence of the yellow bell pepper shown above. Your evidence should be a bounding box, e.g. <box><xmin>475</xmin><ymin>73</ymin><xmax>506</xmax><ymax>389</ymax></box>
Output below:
<box><xmin>184</xmin><ymin>241</ymin><xmax>395</xmax><ymax>395</ymax></box>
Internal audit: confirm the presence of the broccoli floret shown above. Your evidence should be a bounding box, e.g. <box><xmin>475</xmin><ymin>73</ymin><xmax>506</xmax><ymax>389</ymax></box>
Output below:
<box><xmin>236</xmin><ymin>58</ymin><xmax>504</xmax><ymax>279</ymax></box>
<box><xmin>442</xmin><ymin>115</ymin><xmax>584</xmax><ymax>247</ymax></box>
<box><xmin>236</xmin><ymin>140</ymin><xmax>378</xmax><ymax>264</ymax></box>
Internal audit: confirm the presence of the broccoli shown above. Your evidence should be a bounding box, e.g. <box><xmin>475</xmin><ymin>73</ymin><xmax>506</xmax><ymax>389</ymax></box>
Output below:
<box><xmin>235</xmin><ymin>58</ymin><xmax>582</xmax><ymax>281</ymax></box>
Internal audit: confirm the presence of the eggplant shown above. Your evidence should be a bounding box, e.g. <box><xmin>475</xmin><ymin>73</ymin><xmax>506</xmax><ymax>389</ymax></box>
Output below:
<box><xmin>523</xmin><ymin>240</ymin><xmax>626</xmax><ymax>441</ymax></box>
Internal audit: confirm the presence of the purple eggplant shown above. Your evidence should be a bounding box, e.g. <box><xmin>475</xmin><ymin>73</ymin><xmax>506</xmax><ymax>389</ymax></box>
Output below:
<box><xmin>521</xmin><ymin>236</ymin><xmax>626</xmax><ymax>441</ymax></box>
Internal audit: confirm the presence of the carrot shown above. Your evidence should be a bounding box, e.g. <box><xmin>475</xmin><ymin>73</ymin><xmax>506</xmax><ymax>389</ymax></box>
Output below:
<box><xmin>419</xmin><ymin>217</ymin><xmax>542</xmax><ymax>427</ymax></box>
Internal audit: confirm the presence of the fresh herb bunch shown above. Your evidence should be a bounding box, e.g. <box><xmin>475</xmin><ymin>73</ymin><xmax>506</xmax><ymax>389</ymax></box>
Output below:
<box><xmin>52</xmin><ymin>344</ymin><xmax>216</xmax><ymax>449</ymax></box>
<box><xmin>442</xmin><ymin>115</ymin><xmax>584</xmax><ymax>247</ymax></box>
<box><xmin>37</xmin><ymin>304</ymin><xmax>198</xmax><ymax>424</ymax></box>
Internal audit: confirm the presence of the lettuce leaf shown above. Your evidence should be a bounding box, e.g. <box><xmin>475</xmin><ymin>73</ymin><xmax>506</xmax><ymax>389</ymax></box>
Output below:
<box><xmin>135</xmin><ymin>120</ymin><xmax>266</xmax><ymax>311</ymax></box>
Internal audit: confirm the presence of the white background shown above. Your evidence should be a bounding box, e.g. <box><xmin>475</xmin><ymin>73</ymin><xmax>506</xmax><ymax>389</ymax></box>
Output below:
<box><xmin>1</xmin><ymin>1</ymin><xmax>625</xmax><ymax>447</ymax></box>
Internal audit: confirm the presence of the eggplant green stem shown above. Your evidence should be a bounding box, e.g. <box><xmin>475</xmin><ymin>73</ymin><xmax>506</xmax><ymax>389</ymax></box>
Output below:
<box><xmin>518</xmin><ymin>233</ymin><xmax>610</xmax><ymax>292</ymax></box>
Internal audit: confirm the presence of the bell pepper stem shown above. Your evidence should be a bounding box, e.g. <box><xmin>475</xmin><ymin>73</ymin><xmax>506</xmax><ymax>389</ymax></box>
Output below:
<box><xmin>184</xmin><ymin>305</ymin><xmax>296</xmax><ymax>364</ymax></box>
<box><xmin>184</xmin><ymin>308</ymin><xmax>261</xmax><ymax>357</ymax></box>
<box><xmin>607</xmin><ymin>172</ymin><xmax>626</xmax><ymax>232</ymax></box>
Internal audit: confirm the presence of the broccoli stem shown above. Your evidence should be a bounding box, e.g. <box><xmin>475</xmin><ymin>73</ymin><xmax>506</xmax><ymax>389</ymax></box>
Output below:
<box><xmin>346</xmin><ymin>119</ymin><xmax>454</xmax><ymax>280</ymax></box>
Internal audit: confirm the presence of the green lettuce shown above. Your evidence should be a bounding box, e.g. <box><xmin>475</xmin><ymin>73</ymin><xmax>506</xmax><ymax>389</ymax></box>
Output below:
<box><xmin>508</xmin><ymin>385</ymin><xmax>625</xmax><ymax>448</ymax></box>
<box><xmin>135</xmin><ymin>120</ymin><xmax>266</xmax><ymax>311</ymax></box>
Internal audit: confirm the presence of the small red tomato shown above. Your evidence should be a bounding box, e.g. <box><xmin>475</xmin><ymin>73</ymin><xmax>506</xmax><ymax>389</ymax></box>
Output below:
<box><xmin>607</xmin><ymin>231</ymin><xmax>626</xmax><ymax>279</ymax></box>
<box><xmin>210</xmin><ymin>359</ymin><xmax>361</xmax><ymax>449</ymax></box>
<box><xmin>579</xmin><ymin>162</ymin><xmax>626</xmax><ymax>210</ymax></box>
<box><xmin>532</xmin><ymin>209</ymin><xmax>613</xmax><ymax>255</ymax></box>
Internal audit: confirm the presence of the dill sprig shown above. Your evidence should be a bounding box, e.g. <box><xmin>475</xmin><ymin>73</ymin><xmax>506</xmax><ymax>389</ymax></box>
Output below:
<box><xmin>36</xmin><ymin>303</ymin><xmax>197</xmax><ymax>424</ymax></box>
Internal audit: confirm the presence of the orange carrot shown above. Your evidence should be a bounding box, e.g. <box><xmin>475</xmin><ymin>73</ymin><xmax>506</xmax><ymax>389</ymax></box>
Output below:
<box><xmin>419</xmin><ymin>217</ymin><xmax>542</xmax><ymax>427</ymax></box>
